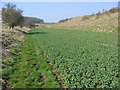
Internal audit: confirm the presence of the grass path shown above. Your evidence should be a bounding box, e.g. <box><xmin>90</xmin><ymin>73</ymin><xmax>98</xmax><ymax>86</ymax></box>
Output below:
<box><xmin>3</xmin><ymin>30</ymin><xmax>60</xmax><ymax>88</ymax></box>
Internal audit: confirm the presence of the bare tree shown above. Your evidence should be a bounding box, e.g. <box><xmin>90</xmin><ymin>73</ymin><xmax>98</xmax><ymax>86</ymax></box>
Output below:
<box><xmin>2</xmin><ymin>3</ymin><xmax>23</xmax><ymax>28</ymax></box>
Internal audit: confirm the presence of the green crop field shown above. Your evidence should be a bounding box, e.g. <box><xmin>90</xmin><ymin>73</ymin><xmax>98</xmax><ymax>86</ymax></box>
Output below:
<box><xmin>28</xmin><ymin>27</ymin><xmax>118</xmax><ymax>88</ymax></box>
<box><xmin>3</xmin><ymin>27</ymin><xmax>118</xmax><ymax>88</ymax></box>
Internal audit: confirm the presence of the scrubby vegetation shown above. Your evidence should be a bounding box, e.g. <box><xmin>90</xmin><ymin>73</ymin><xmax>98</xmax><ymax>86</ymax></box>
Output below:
<box><xmin>2</xmin><ymin>32</ymin><xmax>60</xmax><ymax>88</ymax></box>
<box><xmin>2</xmin><ymin>27</ymin><xmax>25</xmax><ymax>88</ymax></box>
<box><xmin>53</xmin><ymin>7</ymin><xmax>118</xmax><ymax>33</ymax></box>
<box><xmin>2</xmin><ymin>28</ymin><xmax>61</xmax><ymax>88</ymax></box>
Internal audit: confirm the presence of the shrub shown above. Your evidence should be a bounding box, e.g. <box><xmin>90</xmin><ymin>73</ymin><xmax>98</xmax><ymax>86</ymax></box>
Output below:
<box><xmin>109</xmin><ymin>8</ymin><xmax>118</xmax><ymax>13</ymax></box>
<box><xmin>82</xmin><ymin>16</ymin><xmax>89</xmax><ymax>21</ymax></box>
<box><xmin>96</xmin><ymin>11</ymin><xmax>101</xmax><ymax>19</ymax></box>
<box><xmin>2</xmin><ymin>3</ymin><xmax>24</xmax><ymax>28</ymax></box>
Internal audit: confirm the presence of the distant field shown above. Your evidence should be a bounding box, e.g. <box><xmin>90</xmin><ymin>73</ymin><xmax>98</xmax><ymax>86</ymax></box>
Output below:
<box><xmin>29</xmin><ymin>27</ymin><xmax>118</xmax><ymax>88</ymax></box>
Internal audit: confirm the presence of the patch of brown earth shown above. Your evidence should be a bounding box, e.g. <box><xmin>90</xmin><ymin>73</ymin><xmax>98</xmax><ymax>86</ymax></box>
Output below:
<box><xmin>96</xmin><ymin>42</ymin><xmax>120</xmax><ymax>48</ymax></box>
<box><xmin>46</xmin><ymin>59</ymin><xmax>69</xmax><ymax>88</ymax></box>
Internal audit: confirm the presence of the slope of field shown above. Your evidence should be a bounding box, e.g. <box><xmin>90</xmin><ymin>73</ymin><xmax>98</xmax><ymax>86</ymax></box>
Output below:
<box><xmin>51</xmin><ymin>13</ymin><xmax>118</xmax><ymax>32</ymax></box>
<box><xmin>30</xmin><ymin>28</ymin><xmax>118</xmax><ymax>88</ymax></box>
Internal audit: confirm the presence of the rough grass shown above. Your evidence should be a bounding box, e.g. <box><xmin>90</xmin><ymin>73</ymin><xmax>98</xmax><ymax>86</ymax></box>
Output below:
<box><xmin>2</xmin><ymin>31</ymin><xmax>60</xmax><ymax>88</ymax></box>
<box><xmin>51</xmin><ymin>13</ymin><xmax>118</xmax><ymax>32</ymax></box>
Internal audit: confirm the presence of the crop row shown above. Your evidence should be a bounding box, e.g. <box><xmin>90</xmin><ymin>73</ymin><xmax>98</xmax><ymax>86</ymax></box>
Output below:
<box><xmin>32</xmin><ymin>28</ymin><xmax>118</xmax><ymax>88</ymax></box>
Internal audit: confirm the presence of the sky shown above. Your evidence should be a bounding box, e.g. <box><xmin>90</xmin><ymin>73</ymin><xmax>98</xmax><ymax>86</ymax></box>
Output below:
<box><xmin>2</xmin><ymin>2</ymin><xmax>118</xmax><ymax>22</ymax></box>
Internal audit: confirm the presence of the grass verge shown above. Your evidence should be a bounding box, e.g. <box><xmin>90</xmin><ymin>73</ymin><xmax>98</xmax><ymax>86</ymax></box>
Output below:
<box><xmin>2</xmin><ymin>30</ymin><xmax>60</xmax><ymax>88</ymax></box>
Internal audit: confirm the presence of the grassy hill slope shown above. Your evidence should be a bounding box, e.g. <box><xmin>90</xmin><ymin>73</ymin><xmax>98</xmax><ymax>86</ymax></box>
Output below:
<box><xmin>52</xmin><ymin>12</ymin><xmax>118</xmax><ymax>33</ymax></box>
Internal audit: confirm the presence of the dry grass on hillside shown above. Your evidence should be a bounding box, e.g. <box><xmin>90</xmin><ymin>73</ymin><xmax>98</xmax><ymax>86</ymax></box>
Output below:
<box><xmin>1</xmin><ymin>26</ymin><xmax>30</xmax><ymax>61</ymax></box>
<box><xmin>51</xmin><ymin>13</ymin><xmax>118</xmax><ymax>32</ymax></box>
<box><xmin>1</xmin><ymin>26</ymin><xmax>31</xmax><ymax>88</ymax></box>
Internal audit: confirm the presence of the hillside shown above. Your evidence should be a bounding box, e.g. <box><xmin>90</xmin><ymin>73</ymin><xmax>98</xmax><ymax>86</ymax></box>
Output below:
<box><xmin>23</xmin><ymin>16</ymin><xmax>44</xmax><ymax>24</ymax></box>
<box><xmin>52</xmin><ymin>10</ymin><xmax>118</xmax><ymax>33</ymax></box>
